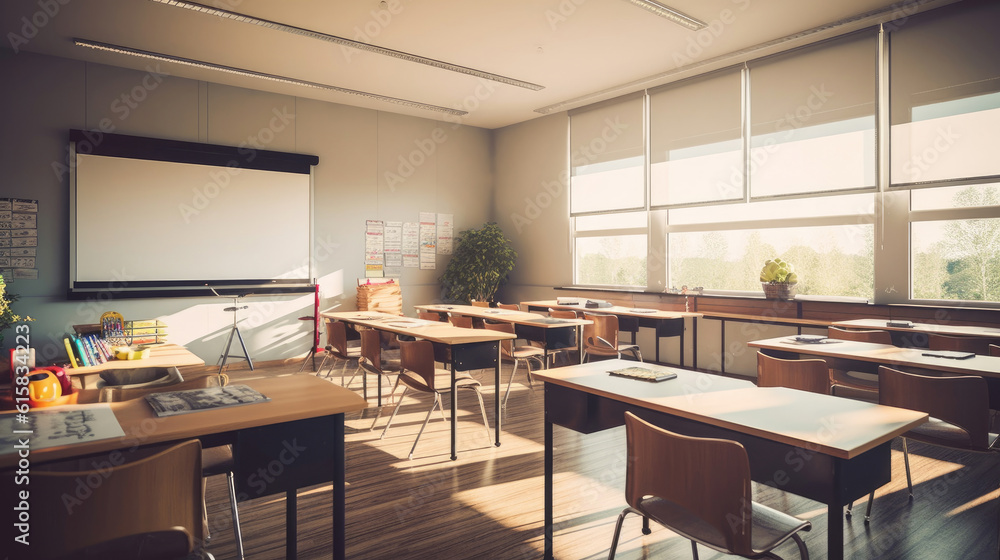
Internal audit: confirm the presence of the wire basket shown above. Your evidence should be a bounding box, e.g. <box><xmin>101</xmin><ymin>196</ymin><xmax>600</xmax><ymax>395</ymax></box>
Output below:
<box><xmin>762</xmin><ymin>282</ymin><xmax>797</xmax><ymax>300</ymax></box>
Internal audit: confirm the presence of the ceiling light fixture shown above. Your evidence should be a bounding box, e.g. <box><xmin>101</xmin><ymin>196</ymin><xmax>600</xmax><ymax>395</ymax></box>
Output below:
<box><xmin>73</xmin><ymin>38</ymin><xmax>467</xmax><ymax>116</ymax></box>
<box><xmin>148</xmin><ymin>0</ymin><xmax>545</xmax><ymax>91</ymax></box>
<box><xmin>624</xmin><ymin>0</ymin><xmax>706</xmax><ymax>30</ymax></box>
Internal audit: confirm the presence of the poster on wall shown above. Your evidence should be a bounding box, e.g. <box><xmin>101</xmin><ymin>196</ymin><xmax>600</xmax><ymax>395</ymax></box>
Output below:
<box><xmin>437</xmin><ymin>213</ymin><xmax>453</xmax><ymax>255</ymax></box>
<box><xmin>0</xmin><ymin>198</ymin><xmax>39</xmax><ymax>281</ymax></box>
<box><xmin>365</xmin><ymin>219</ymin><xmax>384</xmax><ymax>278</ymax></box>
<box><xmin>402</xmin><ymin>222</ymin><xmax>420</xmax><ymax>268</ymax></box>
<box><xmin>384</xmin><ymin>221</ymin><xmax>403</xmax><ymax>277</ymax></box>
<box><xmin>419</xmin><ymin>212</ymin><xmax>436</xmax><ymax>270</ymax></box>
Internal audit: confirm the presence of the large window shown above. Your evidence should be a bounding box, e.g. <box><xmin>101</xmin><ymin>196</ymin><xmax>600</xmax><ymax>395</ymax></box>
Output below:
<box><xmin>568</xmin><ymin>1</ymin><xmax>1000</xmax><ymax>304</ymax></box>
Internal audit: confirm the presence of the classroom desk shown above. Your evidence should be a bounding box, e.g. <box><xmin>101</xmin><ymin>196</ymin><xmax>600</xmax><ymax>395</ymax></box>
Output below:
<box><xmin>748</xmin><ymin>335</ymin><xmax>1000</xmax><ymax>406</ymax></box>
<box><xmin>0</xmin><ymin>375</ymin><xmax>367</xmax><ymax>560</ymax></box>
<box><xmin>832</xmin><ymin>318</ymin><xmax>1000</xmax><ymax>341</ymax></box>
<box><xmin>64</xmin><ymin>343</ymin><xmax>205</xmax><ymax>376</ymax></box>
<box><xmin>322</xmin><ymin>311</ymin><xmax>516</xmax><ymax>460</ymax></box>
<box><xmin>520</xmin><ymin>300</ymin><xmax>699</xmax><ymax>365</ymax></box>
<box><xmin>535</xmin><ymin>359</ymin><xmax>927</xmax><ymax>560</ymax></box>
<box><xmin>414</xmin><ymin>303</ymin><xmax>590</xmax><ymax>365</ymax></box>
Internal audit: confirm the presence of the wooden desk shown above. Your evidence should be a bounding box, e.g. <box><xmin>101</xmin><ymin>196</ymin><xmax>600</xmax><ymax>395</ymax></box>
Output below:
<box><xmin>414</xmin><ymin>303</ymin><xmax>590</xmax><ymax>365</ymax></box>
<box><xmin>832</xmin><ymin>318</ymin><xmax>1000</xmax><ymax>340</ymax></box>
<box><xmin>1</xmin><ymin>375</ymin><xmax>366</xmax><ymax>560</ymax></box>
<box><xmin>535</xmin><ymin>359</ymin><xmax>926</xmax><ymax>560</ymax></box>
<box><xmin>322</xmin><ymin>311</ymin><xmax>516</xmax><ymax>460</ymax></box>
<box><xmin>64</xmin><ymin>343</ymin><xmax>205</xmax><ymax>376</ymax></box>
<box><xmin>521</xmin><ymin>300</ymin><xmax>698</xmax><ymax>365</ymax></box>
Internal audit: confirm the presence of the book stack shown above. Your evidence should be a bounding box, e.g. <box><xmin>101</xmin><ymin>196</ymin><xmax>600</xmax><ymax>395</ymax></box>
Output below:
<box><xmin>63</xmin><ymin>333</ymin><xmax>115</xmax><ymax>368</ymax></box>
<box><xmin>357</xmin><ymin>279</ymin><xmax>402</xmax><ymax>316</ymax></box>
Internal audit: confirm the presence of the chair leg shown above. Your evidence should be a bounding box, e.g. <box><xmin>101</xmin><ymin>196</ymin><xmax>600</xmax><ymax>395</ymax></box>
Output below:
<box><xmin>226</xmin><ymin>472</ymin><xmax>245</xmax><ymax>560</ymax></box>
<box><xmin>791</xmin><ymin>532</ymin><xmax>809</xmax><ymax>560</ymax></box>
<box><xmin>371</xmin><ymin>378</ymin><xmax>403</xmax><ymax>431</ymax></box>
<box><xmin>691</xmin><ymin>540</ymin><xmax>699</xmax><ymax>560</ymax></box>
<box><xmin>469</xmin><ymin>387</ymin><xmax>492</xmax><ymax>443</ymax></box>
<box><xmin>503</xmin><ymin>359</ymin><xmax>521</xmax><ymax>409</ymax></box>
<box><xmin>315</xmin><ymin>352</ymin><xmax>332</xmax><ymax>379</ymax></box>
<box><xmin>408</xmin><ymin>394</ymin><xmax>442</xmax><ymax>460</ymax></box>
<box><xmin>864</xmin><ymin>490</ymin><xmax>874</xmax><ymax>523</ymax></box>
<box><xmin>380</xmin><ymin>387</ymin><xmax>408</xmax><ymax>439</ymax></box>
<box><xmin>902</xmin><ymin>437</ymin><xmax>913</xmax><ymax>497</ymax></box>
<box><xmin>607</xmin><ymin>508</ymin><xmax>632</xmax><ymax>560</ymax></box>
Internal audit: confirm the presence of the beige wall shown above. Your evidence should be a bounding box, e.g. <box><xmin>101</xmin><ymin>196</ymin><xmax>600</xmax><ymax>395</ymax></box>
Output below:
<box><xmin>1</xmin><ymin>51</ymin><xmax>494</xmax><ymax>365</ymax></box>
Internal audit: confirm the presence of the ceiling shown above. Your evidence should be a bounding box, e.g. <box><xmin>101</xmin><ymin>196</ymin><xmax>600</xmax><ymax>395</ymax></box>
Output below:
<box><xmin>0</xmin><ymin>0</ymin><xmax>956</xmax><ymax>129</ymax></box>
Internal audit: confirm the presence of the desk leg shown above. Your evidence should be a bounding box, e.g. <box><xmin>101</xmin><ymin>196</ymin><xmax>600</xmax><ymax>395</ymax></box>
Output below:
<box><xmin>451</xmin><ymin>356</ymin><xmax>458</xmax><ymax>461</ymax></box>
<box><xmin>495</xmin><ymin>355</ymin><xmax>502</xmax><ymax>447</ymax></box>
<box><xmin>828</xmin><ymin>501</ymin><xmax>844</xmax><ymax>560</ymax></box>
<box><xmin>544</xmin><ymin>414</ymin><xmax>554</xmax><ymax>560</ymax></box>
<box><xmin>334</xmin><ymin>415</ymin><xmax>346</xmax><ymax>560</ymax></box>
<box><xmin>286</xmin><ymin>489</ymin><xmax>297</xmax><ymax>559</ymax></box>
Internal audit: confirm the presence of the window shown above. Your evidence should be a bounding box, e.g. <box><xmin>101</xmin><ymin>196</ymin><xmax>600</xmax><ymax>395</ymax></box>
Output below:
<box><xmin>569</xmin><ymin>94</ymin><xmax>645</xmax><ymax>214</ymax></box>
<box><xmin>574</xmin><ymin>213</ymin><xmax>647</xmax><ymax>288</ymax></box>
<box><xmin>748</xmin><ymin>31</ymin><xmax>877</xmax><ymax>198</ymax></box>
<box><xmin>890</xmin><ymin>1</ymin><xmax>1000</xmax><ymax>186</ymax></box>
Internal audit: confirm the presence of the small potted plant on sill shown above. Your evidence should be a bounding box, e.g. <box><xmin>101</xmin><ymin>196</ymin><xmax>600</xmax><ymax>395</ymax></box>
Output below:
<box><xmin>760</xmin><ymin>258</ymin><xmax>798</xmax><ymax>300</ymax></box>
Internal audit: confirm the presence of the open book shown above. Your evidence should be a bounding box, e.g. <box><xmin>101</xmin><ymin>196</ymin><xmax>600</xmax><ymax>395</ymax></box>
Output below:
<box><xmin>145</xmin><ymin>384</ymin><xmax>270</xmax><ymax>417</ymax></box>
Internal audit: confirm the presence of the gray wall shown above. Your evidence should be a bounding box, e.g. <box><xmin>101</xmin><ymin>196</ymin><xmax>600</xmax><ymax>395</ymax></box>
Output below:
<box><xmin>1</xmin><ymin>50</ymin><xmax>494</xmax><ymax>365</ymax></box>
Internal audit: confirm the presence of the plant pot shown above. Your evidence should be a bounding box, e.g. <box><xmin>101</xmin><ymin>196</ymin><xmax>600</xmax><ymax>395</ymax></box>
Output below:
<box><xmin>762</xmin><ymin>282</ymin><xmax>797</xmax><ymax>300</ymax></box>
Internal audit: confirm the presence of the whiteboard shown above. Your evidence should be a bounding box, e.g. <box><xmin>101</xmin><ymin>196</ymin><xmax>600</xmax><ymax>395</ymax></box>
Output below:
<box><xmin>74</xmin><ymin>154</ymin><xmax>311</xmax><ymax>287</ymax></box>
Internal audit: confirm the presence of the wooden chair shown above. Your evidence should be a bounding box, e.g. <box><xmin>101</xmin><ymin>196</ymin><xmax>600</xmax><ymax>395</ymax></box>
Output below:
<box><xmin>379</xmin><ymin>339</ymin><xmax>491</xmax><ymax>459</ymax></box>
<box><xmin>927</xmin><ymin>332</ymin><xmax>998</xmax><ymax>355</ymax></box>
<box><xmin>418</xmin><ymin>311</ymin><xmax>446</xmax><ymax>322</ymax></box>
<box><xmin>22</xmin><ymin>439</ymin><xmax>208</xmax><ymax>559</ymax></box>
<box><xmin>608</xmin><ymin>412</ymin><xmax>811</xmax><ymax>560</ymax></box>
<box><xmin>990</xmin><ymin>344</ymin><xmax>1000</xmax><ymax>357</ymax></box>
<box><xmin>471</xmin><ymin>301</ymin><xmax>490</xmax><ymax>308</ymax></box>
<box><xmin>496</xmin><ymin>303</ymin><xmax>520</xmax><ymax>311</ymax></box>
<box><xmin>359</xmin><ymin>328</ymin><xmax>401</xmax><ymax>413</ymax></box>
<box><xmin>449</xmin><ymin>314</ymin><xmax>475</xmax><ymax>329</ymax></box>
<box><xmin>484</xmin><ymin>322</ymin><xmax>547</xmax><ymax>408</ymax></box>
<box><xmin>756</xmin><ymin>352</ymin><xmax>831</xmax><ymax>395</ymax></box>
<box><xmin>825</xmin><ymin>326</ymin><xmax>890</xmax><ymax>396</ymax></box>
<box><xmin>98</xmin><ymin>375</ymin><xmax>244</xmax><ymax>560</ymax></box>
<box><xmin>317</xmin><ymin>319</ymin><xmax>362</xmax><ymax>386</ymax></box>
<box><xmin>852</xmin><ymin>366</ymin><xmax>998</xmax><ymax>522</ymax></box>
<box><xmin>548</xmin><ymin>308</ymin><xmax>580</xmax><ymax>319</ymax></box>
<box><xmin>583</xmin><ymin>312</ymin><xmax>641</xmax><ymax>362</ymax></box>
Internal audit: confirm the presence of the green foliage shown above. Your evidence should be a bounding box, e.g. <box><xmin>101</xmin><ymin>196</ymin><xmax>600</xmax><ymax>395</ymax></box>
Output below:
<box><xmin>0</xmin><ymin>276</ymin><xmax>28</xmax><ymax>344</ymax></box>
<box><xmin>759</xmin><ymin>257</ymin><xmax>796</xmax><ymax>284</ymax></box>
<box><xmin>440</xmin><ymin>223</ymin><xmax>517</xmax><ymax>304</ymax></box>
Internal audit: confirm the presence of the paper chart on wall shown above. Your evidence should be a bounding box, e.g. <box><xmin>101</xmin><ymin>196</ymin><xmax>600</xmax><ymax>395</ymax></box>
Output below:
<box><xmin>0</xmin><ymin>198</ymin><xmax>39</xmax><ymax>281</ymax></box>
<box><xmin>419</xmin><ymin>212</ymin><xmax>436</xmax><ymax>270</ymax></box>
<box><xmin>383</xmin><ymin>221</ymin><xmax>403</xmax><ymax>277</ymax></box>
<box><xmin>437</xmin><ymin>213</ymin><xmax>453</xmax><ymax>255</ymax></box>
<box><xmin>402</xmin><ymin>222</ymin><xmax>420</xmax><ymax>268</ymax></box>
<box><xmin>365</xmin><ymin>219</ymin><xmax>384</xmax><ymax>278</ymax></box>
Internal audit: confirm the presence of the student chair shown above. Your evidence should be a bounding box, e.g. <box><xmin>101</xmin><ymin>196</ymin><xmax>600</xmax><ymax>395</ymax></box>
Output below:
<box><xmin>359</xmin><ymin>328</ymin><xmax>401</xmax><ymax>411</ymax></box>
<box><xmin>379</xmin><ymin>339</ymin><xmax>491</xmax><ymax>459</ymax></box>
<box><xmin>483</xmin><ymin>322</ymin><xmax>547</xmax><ymax>408</ymax></box>
<box><xmin>825</xmin><ymin>326</ymin><xmax>891</xmax><ymax>398</ymax></box>
<box><xmin>608</xmin><ymin>412</ymin><xmax>811</xmax><ymax>560</ymax></box>
<box><xmin>583</xmin><ymin>312</ymin><xmax>641</xmax><ymax>362</ymax></box>
<box><xmin>317</xmin><ymin>319</ymin><xmax>362</xmax><ymax>386</ymax></box>
<box><xmin>756</xmin><ymin>352</ymin><xmax>831</xmax><ymax>395</ymax></box>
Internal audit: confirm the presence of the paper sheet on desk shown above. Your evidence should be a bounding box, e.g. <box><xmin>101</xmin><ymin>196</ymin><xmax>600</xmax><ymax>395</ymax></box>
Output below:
<box><xmin>0</xmin><ymin>403</ymin><xmax>125</xmax><ymax>454</ymax></box>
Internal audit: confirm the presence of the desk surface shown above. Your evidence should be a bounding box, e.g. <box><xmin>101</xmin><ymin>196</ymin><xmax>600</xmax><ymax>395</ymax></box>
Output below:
<box><xmin>323</xmin><ymin>311</ymin><xmax>516</xmax><ymax>343</ymax></box>
<box><xmin>749</xmin><ymin>335</ymin><xmax>1000</xmax><ymax>378</ymax></box>
<box><xmin>535</xmin><ymin>359</ymin><xmax>926</xmax><ymax>459</ymax></box>
<box><xmin>0</xmin><ymin>375</ymin><xmax>367</xmax><ymax>469</ymax></box>
<box><xmin>521</xmin><ymin>300</ymin><xmax>700</xmax><ymax>320</ymax></box>
<box><xmin>415</xmin><ymin>303</ymin><xmax>590</xmax><ymax>328</ymax></box>
<box><xmin>832</xmin><ymin>318</ymin><xmax>1000</xmax><ymax>338</ymax></box>
<box><xmin>65</xmin><ymin>343</ymin><xmax>205</xmax><ymax>376</ymax></box>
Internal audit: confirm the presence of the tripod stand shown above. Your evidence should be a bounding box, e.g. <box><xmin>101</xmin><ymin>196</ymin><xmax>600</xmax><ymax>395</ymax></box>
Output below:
<box><xmin>217</xmin><ymin>294</ymin><xmax>254</xmax><ymax>375</ymax></box>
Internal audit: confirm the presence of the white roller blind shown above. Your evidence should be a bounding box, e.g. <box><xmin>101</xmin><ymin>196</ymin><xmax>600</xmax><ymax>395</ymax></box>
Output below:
<box><xmin>569</xmin><ymin>94</ymin><xmax>645</xmax><ymax>214</ymax></box>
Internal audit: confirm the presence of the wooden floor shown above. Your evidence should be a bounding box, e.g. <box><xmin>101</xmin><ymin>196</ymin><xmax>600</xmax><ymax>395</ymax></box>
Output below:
<box><xmin>198</xmin><ymin>359</ymin><xmax>1000</xmax><ymax>560</ymax></box>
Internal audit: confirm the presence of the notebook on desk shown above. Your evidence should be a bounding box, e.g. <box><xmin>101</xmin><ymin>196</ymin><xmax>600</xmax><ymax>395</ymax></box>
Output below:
<box><xmin>145</xmin><ymin>384</ymin><xmax>270</xmax><ymax>417</ymax></box>
<box><xmin>921</xmin><ymin>350</ymin><xmax>975</xmax><ymax>360</ymax></box>
<box><xmin>608</xmin><ymin>366</ymin><xmax>677</xmax><ymax>383</ymax></box>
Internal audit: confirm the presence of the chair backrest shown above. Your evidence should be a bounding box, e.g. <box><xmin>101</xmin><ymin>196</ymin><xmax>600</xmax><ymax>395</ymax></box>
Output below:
<box><xmin>496</xmin><ymin>303</ymin><xmax>520</xmax><ymax>311</ymax></box>
<box><xmin>756</xmin><ymin>352</ymin><xmax>830</xmax><ymax>395</ymax></box>
<box><xmin>827</xmin><ymin>326</ymin><xmax>893</xmax><ymax>345</ymax></box>
<box><xmin>24</xmin><ymin>439</ymin><xmax>203</xmax><ymax>558</ymax></box>
<box><xmin>583</xmin><ymin>312</ymin><xmax>619</xmax><ymax>350</ymax></box>
<box><xmin>398</xmin><ymin>339</ymin><xmax>438</xmax><ymax>391</ymax></box>
<box><xmin>418</xmin><ymin>312</ymin><xmax>445</xmax><ymax>322</ymax></box>
<box><xmin>623</xmin><ymin>412</ymin><xmax>754</xmax><ymax>555</ymax></box>
<box><xmin>326</xmin><ymin>319</ymin><xmax>352</xmax><ymax>358</ymax></box>
<box><xmin>471</xmin><ymin>301</ymin><xmax>490</xmax><ymax>308</ymax></box>
<box><xmin>483</xmin><ymin>322</ymin><xmax>515</xmax><ymax>358</ymax></box>
<box><xmin>878</xmin><ymin>366</ymin><xmax>991</xmax><ymax>450</ymax></box>
<box><xmin>359</xmin><ymin>328</ymin><xmax>384</xmax><ymax>374</ymax></box>
<box><xmin>449</xmin><ymin>315</ymin><xmax>474</xmax><ymax>329</ymax></box>
<box><xmin>548</xmin><ymin>308</ymin><xmax>579</xmax><ymax>319</ymax></box>
<box><xmin>991</xmin><ymin>344</ymin><xmax>1000</xmax><ymax>357</ymax></box>
<box><xmin>927</xmin><ymin>333</ymin><xmax>996</xmax><ymax>355</ymax></box>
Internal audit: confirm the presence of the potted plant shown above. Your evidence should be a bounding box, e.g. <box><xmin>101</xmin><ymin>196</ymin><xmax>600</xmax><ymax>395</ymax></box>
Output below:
<box><xmin>0</xmin><ymin>276</ymin><xmax>28</xmax><ymax>347</ymax></box>
<box><xmin>440</xmin><ymin>222</ymin><xmax>517</xmax><ymax>304</ymax></box>
<box><xmin>759</xmin><ymin>258</ymin><xmax>798</xmax><ymax>300</ymax></box>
